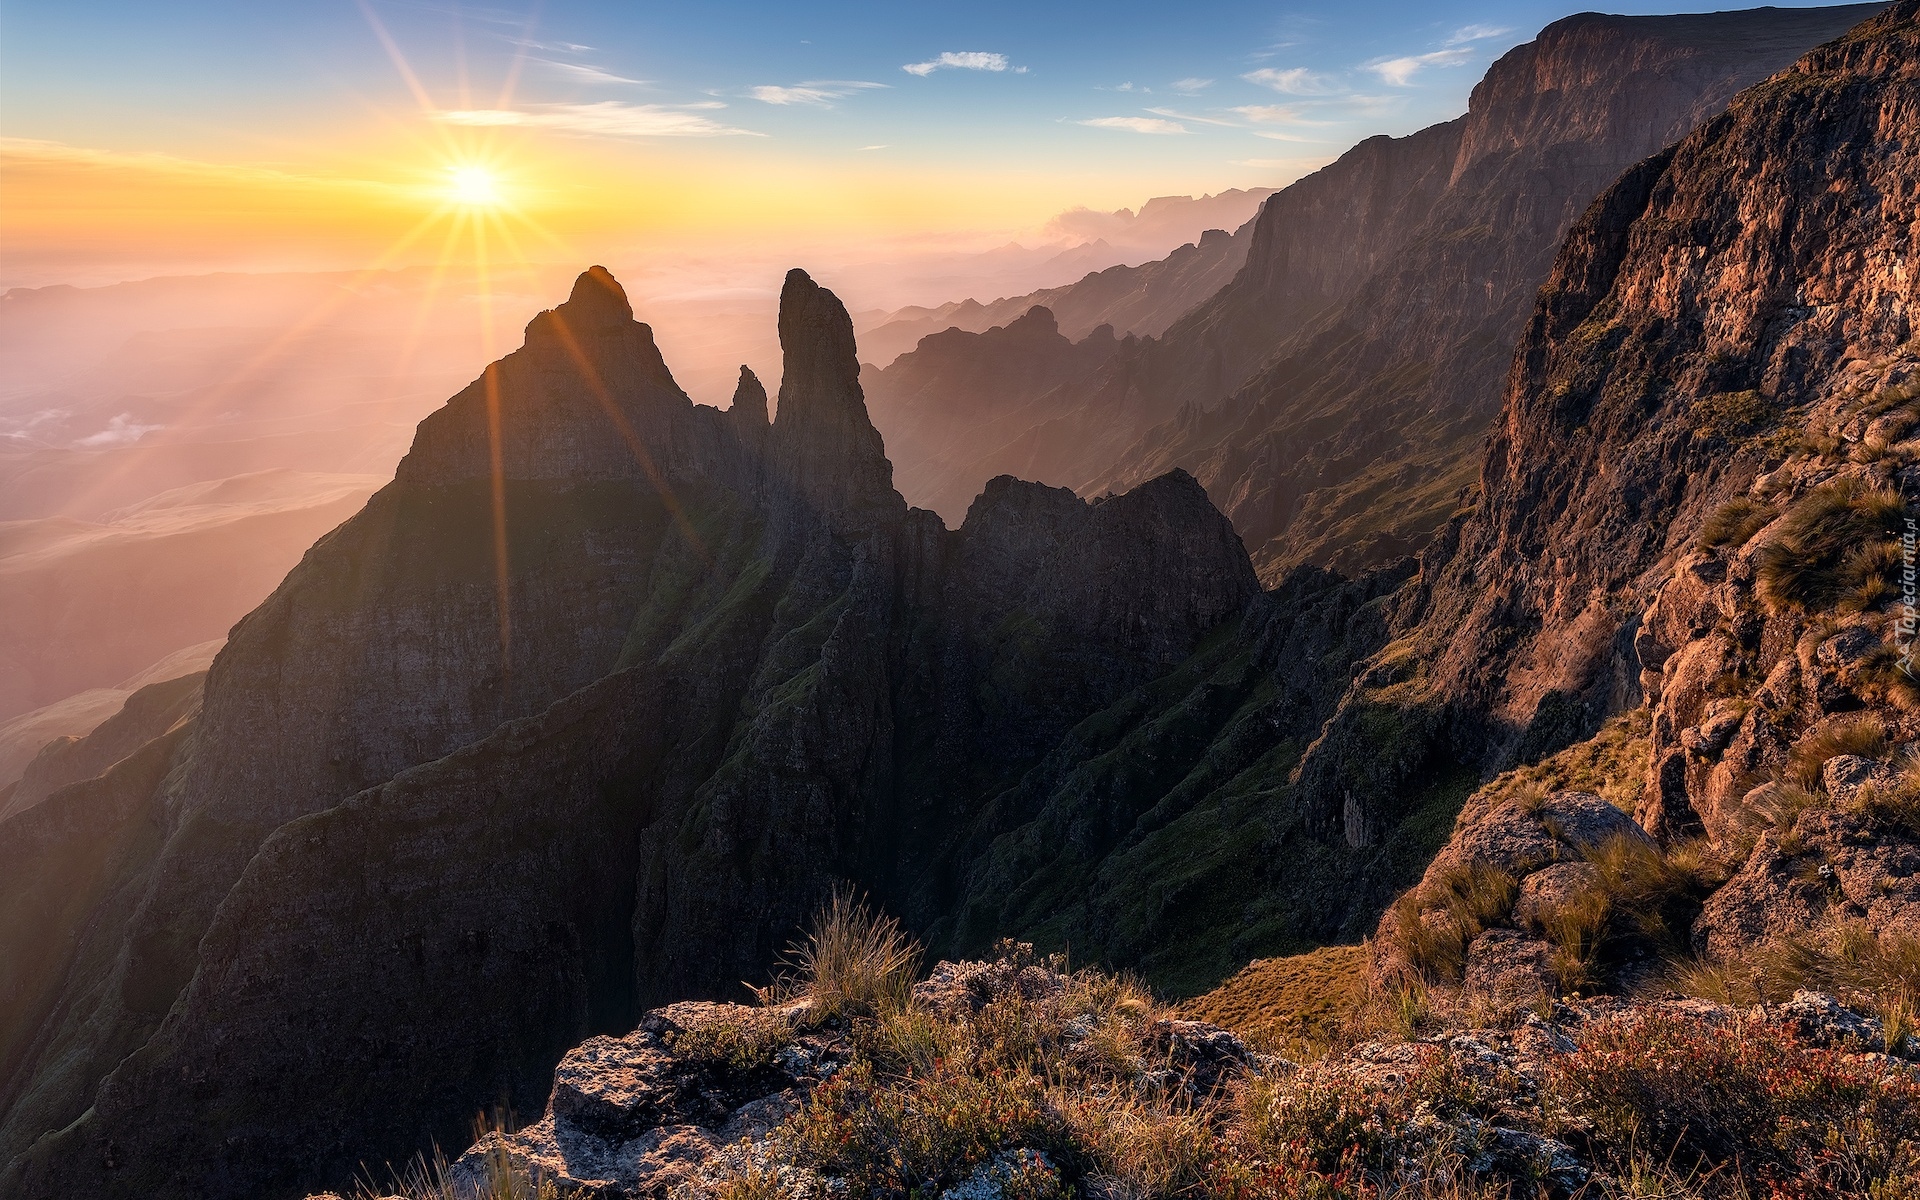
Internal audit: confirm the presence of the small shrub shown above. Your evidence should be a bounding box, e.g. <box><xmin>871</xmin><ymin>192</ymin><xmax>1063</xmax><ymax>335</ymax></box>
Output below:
<box><xmin>1787</xmin><ymin>714</ymin><xmax>1890</xmax><ymax>791</ymax></box>
<box><xmin>663</xmin><ymin>1009</ymin><xmax>791</xmax><ymax>1071</ymax></box>
<box><xmin>1697</xmin><ymin>496</ymin><xmax>1776</xmax><ymax>550</ymax></box>
<box><xmin>1552</xmin><ymin>1008</ymin><xmax>1920</xmax><ymax>1195</ymax></box>
<box><xmin>788</xmin><ymin>1056</ymin><xmax>1070</xmax><ymax>1195</ymax></box>
<box><xmin>1755</xmin><ymin>479</ymin><xmax>1905</xmax><ymax>613</ymax></box>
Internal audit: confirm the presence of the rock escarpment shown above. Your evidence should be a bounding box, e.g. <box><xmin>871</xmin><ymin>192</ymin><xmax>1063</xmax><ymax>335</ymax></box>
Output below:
<box><xmin>1358</xmin><ymin>0</ymin><xmax>1920</xmax><ymax>1015</ymax></box>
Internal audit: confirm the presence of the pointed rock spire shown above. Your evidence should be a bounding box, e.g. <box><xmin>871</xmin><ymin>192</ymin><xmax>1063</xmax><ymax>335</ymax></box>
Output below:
<box><xmin>730</xmin><ymin>365</ymin><xmax>769</xmax><ymax>428</ymax></box>
<box><xmin>770</xmin><ymin>269</ymin><xmax>901</xmax><ymax>527</ymax></box>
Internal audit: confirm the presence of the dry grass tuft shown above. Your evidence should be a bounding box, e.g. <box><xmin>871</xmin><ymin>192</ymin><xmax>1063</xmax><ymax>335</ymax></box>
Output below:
<box><xmin>1786</xmin><ymin>714</ymin><xmax>1890</xmax><ymax>791</ymax></box>
<box><xmin>1755</xmin><ymin>478</ymin><xmax>1905</xmax><ymax>613</ymax></box>
<box><xmin>1857</xmin><ymin>747</ymin><xmax>1920</xmax><ymax>835</ymax></box>
<box><xmin>1383</xmin><ymin>863</ymin><xmax>1516</xmax><ymax>983</ymax></box>
<box><xmin>1697</xmin><ymin>496</ymin><xmax>1777</xmax><ymax>550</ymax></box>
<box><xmin>761</xmin><ymin>888</ymin><xmax>922</xmax><ymax>1020</ymax></box>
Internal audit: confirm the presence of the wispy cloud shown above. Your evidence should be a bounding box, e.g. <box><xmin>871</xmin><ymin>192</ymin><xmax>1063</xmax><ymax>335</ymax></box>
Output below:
<box><xmin>502</xmin><ymin>36</ymin><xmax>595</xmax><ymax>53</ymax></box>
<box><xmin>859</xmin><ymin>144</ymin><xmax>888</xmax><ymax>151</ymax></box>
<box><xmin>1171</xmin><ymin>77</ymin><xmax>1214</xmax><ymax>94</ymax></box>
<box><xmin>1079</xmin><ymin>116</ymin><xmax>1187</xmax><ymax>135</ymax></box>
<box><xmin>1241</xmin><ymin>67</ymin><xmax>1341</xmax><ymax>95</ymax></box>
<box><xmin>1364</xmin><ymin>48</ymin><xmax>1474</xmax><ymax>86</ymax></box>
<box><xmin>1229</xmin><ymin>104</ymin><xmax>1305</xmax><ymax>124</ymax></box>
<box><xmin>538</xmin><ymin>59</ymin><xmax>649</xmax><ymax>87</ymax></box>
<box><xmin>76</xmin><ymin>413</ymin><xmax>164</xmax><ymax>447</ymax></box>
<box><xmin>1145</xmin><ymin>106</ymin><xmax>1239</xmax><ymax>128</ymax></box>
<box><xmin>1445</xmin><ymin>23</ymin><xmax>1512</xmax><ymax>45</ymax></box>
<box><xmin>748</xmin><ymin>80</ymin><xmax>887</xmax><ymax>107</ymax></box>
<box><xmin>439</xmin><ymin>102</ymin><xmax>762</xmax><ymax>137</ymax></box>
<box><xmin>903</xmin><ymin>51</ymin><xmax>1025</xmax><ymax>77</ymax></box>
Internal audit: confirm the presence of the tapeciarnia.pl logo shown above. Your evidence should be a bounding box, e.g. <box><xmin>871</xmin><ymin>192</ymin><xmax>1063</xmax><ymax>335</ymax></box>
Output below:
<box><xmin>1900</xmin><ymin>513</ymin><xmax>1917</xmax><ymax>678</ymax></box>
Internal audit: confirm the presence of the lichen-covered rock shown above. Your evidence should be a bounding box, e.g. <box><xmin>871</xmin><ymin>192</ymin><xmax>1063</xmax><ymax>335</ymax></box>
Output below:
<box><xmin>1463</xmin><ymin>929</ymin><xmax>1557</xmax><ymax>1005</ymax></box>
<box><xmin>1513</xmin><ymin>862</ymin><xmax>1599</xmax><ymax>930</ymax></box>
<box><xmin>446</xmin><ymin>1002</ymin><xmax>820</xmax><ymax>1200</ymax></box>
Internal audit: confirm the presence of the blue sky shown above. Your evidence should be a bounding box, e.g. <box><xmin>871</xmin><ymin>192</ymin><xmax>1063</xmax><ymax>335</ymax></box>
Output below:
<box><xmin>3</xmin><ymin>1</ymin><xmax>1855</xmax><ymax>170</ymax></box>
<box><xmin>0</xmin><ymin>2</ymin><xmax>1878</xmax><ymax>285</ymax></box>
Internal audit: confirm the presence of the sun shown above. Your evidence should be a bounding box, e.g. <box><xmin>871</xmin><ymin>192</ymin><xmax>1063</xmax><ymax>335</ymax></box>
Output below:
<box><xmin>447</xmin><ymin>165</ymin><xmax>503</xmax><ymax>208</ymax></box>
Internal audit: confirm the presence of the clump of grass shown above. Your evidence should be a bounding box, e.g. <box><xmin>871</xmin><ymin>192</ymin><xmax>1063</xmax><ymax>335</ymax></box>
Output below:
<box><xmin>762</xmin><ymin>889</ymin><xmax>922</xmax><ymax>1020</ymax></box>
<box><xmin>351</xmin><ymin>1113</ymin><xmax>573</xmax><ymax>1200</ymax></box>
<box><xmin>1856</xmin><ymin>747</ymin><xmax>1920</xmax><ymax>835</ymax></box>
<box><xmin>1742</xmin><ymin>779</ymin><xmax>1822</xmax><ymax>835</ymax></box>
<box><xmin>1532</xmin><ymin>837</ymin><xmax>1727</xmax><ymax>991</ymax></box>
<box><xmin>1754</xmin><ymin>921</ymin><xmax>1920</xmax><ymax>1003</ymax></box>
<box><xmin>1858</xmin><ymin>645</ymin><xmax>1920</xmax><ymax>710</ymax></box>
<box><xmin>1786</xmin><ymin>713</ymin><xmax>1890</xmax><ymax>791</ymax></box>
<box><xmin>1755</xmin><ymin>478</ymin><xmax>1905</xmax><ymax>613</ymax></box>
<box><xmin>1383</xmin><ymin>863</ymin><xmax>1517</xmax><ymax>983</ymax></box>
<box><xmin>1697</xmin><ymin>496</ymin><xmax>1777</xmax><ymax>550</ymax></box>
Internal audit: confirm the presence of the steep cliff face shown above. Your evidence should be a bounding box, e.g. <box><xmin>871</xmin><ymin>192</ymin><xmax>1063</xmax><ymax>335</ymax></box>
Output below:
<box><xmin>1312</xmin><ymin>0</ymin><xmax>1920</xmax><ymax>872</ymax></box>
<box><xmin>1373</xmin><ymin>4</ymin><xmax>1920</xmax><ymax>1016</ymax></box>
<box><xmin>863</xmin><ymin>307</ymin><xmax>1120</xmax><ymax>521</ymax></box>
<box><xmin>0</xmin><ymin>264</ymin><xmax>1266</xmax><ymax>1200</ymax></box>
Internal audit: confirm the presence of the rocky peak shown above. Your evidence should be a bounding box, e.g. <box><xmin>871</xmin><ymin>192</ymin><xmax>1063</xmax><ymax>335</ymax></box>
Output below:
<box><xmin>1450</xmin><ymin>5</ymin><xmax>1886</xmax><ymax>185</ymax></box>
<box><xmin>1004</xmin><ymin>306</ymin><xmax>1060</xmax><ymax>339</ymax></box>
<box><xmin>768</xmin><ymin>268</ymin><xmax>901</xmax><ymax>528</ymax></box>
<box><xmin>401</xmin><ymin>266</ymin><xmax>696</xmax><ymax>487</ymax></box>
<box><xmin>729</xmin><ymin>365</ymin><xmax>769</xmax><ymax>427</ymax></box>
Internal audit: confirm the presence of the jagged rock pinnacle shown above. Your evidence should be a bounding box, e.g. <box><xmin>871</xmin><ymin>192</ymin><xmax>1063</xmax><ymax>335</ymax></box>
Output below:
<box><xmin>770</xmin><ymin>268</ymin><xmax>900</xmax><ymax>527</ymax></box>
<box><xmin>730</xmin><ymin>365</ymin><xmax>769</xmax><ymax>427</ymax></box>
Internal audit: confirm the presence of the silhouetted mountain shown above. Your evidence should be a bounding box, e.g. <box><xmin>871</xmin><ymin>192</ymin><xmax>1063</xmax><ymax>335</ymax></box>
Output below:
<box><xmin>863</xmin><ymin>307</ymin><xmax>1121</xmax><ymax>521</ymax></box>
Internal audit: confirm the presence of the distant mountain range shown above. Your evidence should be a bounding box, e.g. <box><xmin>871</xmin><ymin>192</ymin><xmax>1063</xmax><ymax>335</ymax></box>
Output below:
<box><xmin>863</xmin><ymin>3</ymin><xmax>1885</xmax><ymax>572</ymax></box>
